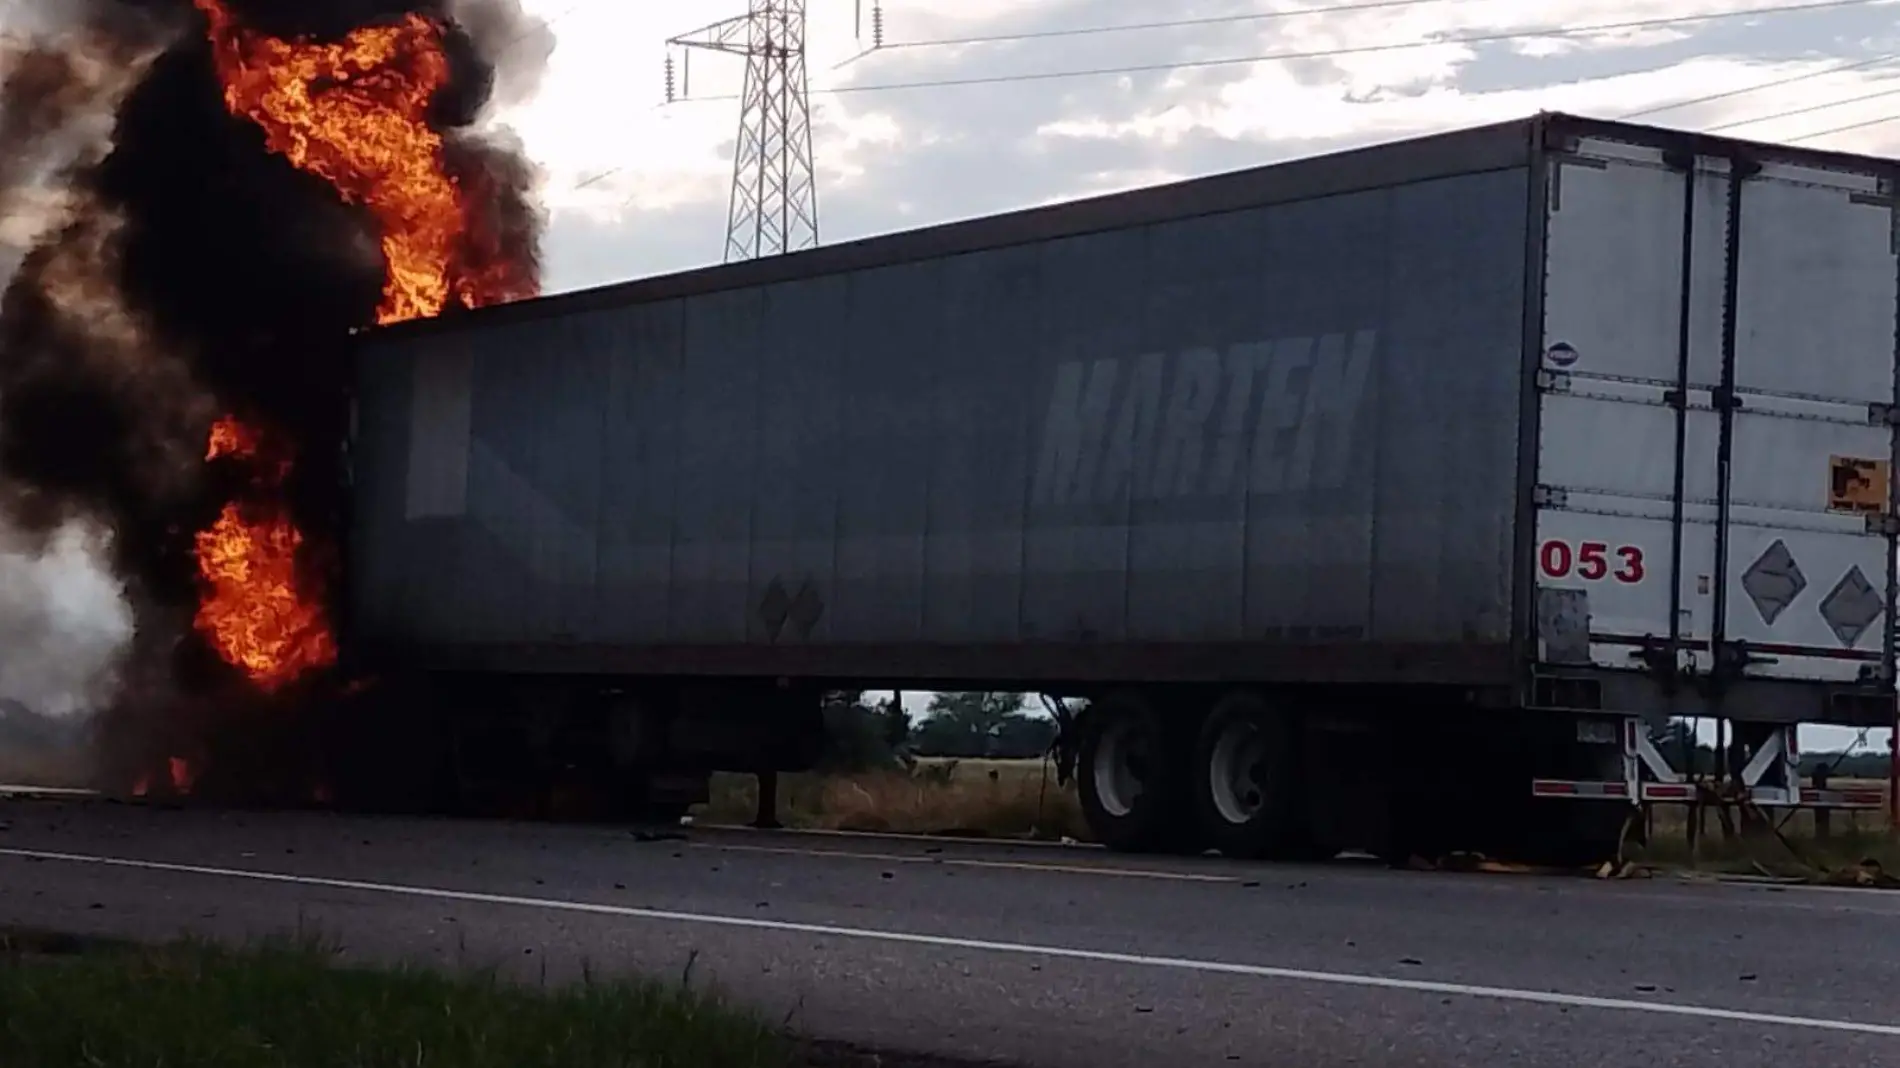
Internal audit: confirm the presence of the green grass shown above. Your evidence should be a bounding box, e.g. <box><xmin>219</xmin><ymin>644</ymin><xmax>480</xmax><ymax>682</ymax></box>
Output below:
<box><xmin>1626</xmin><ymin>796</ymin><xmax>1900</xmax><ymax>884</ymax></box>
<box><xmin>0</xmin><ymin>928</ymin><xmax>800</xmax><ymax>1068</ymax></box>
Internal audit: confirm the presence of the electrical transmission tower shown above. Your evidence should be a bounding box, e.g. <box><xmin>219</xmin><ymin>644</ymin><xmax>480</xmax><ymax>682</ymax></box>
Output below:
<box><xmin>667</xmin><ymin>1</ymin><xmax>817</xmax><ymax>262</ymax></box>
<box><xmin>666</xmin><ymin>1</ymin><xmax>883</xmax><ymax>262</ymax></box>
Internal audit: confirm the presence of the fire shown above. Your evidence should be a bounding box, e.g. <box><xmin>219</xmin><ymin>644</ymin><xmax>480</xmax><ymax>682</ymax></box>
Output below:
<box><xmin>184</xmin><ymin>2</ymin><xmax>534</xmax><ymax>693</ymax></box>
<box><xmin>129</xmin><ymin>758</ymin><xmax>197</xmax><ymax>798</ymax></box>
<box><xmin>205</xmin><ymin>416</ymin><xmax>252</xmax><ymax>459</ymax></box>
<box><xmin>194</xmin><ymin>495</ymin><xmax>337</xmax><ymax>689</ymax></box>
<box><xmin>168</xmin><ymin>756</ymin><xmax>196</xmax><ymax>794</ymax></box>
<box><xmin>194</xmin><ymin>0</ymin><xmax>537</xmax><ymax>323</ymax></box>
<box><xmin>193</xmin><ymin>414</ymin><xmax>335</xmax><ymax>689</ymax></box>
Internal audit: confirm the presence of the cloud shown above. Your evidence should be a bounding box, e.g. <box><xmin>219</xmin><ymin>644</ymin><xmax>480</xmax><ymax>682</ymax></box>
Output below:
<box><xmin>495</xmin><ymin>0</ymin><xmax>1900</xmax><ymax>292</ymax></box>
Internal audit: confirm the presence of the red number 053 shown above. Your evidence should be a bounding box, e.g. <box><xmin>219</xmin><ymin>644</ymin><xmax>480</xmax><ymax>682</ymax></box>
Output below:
<box><xmin>1539</xmin><ymin>539</ymin><xmax>1645</xmax><ymax>583</ymax></box>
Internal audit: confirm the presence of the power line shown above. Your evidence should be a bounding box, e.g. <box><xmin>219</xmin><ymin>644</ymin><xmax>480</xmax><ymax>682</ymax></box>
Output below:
<box><xmin>579</xmin><ymin>0</ymin><xmax>1895</xmax><ymax>196</ymax></box>
<box><xmin>599</xmin><ymin>0</ymin><xmax>1887</xmax><ymax>201</ymax></box>
<box><xmin>1705</xmin><ymin>80</ymin><xmax>1900</xmax><ymax>130</ymax></box>
<box><xmin>669</xmin><ymin>0</ymin><xmax>1889</xmax><ymax>102</ymax></box>
<box><xmin>873</xmin><ymin>0</ymin><xmax>1488</xmax><ymax>50</ymax></box>
<box><xmin>1615</xmin><ymin>52</ymin><xmax>1897</xmax><ymax>120</ymax></box>
<box><xmin>1782</xmin><ymin>111</ymin><xmax>1900</xmax><ymax>140</ymax></box>
<box><xmin>829</xmin><ymin>0</ymin><xmax>1890</xmax><ymax>96</ymax></box>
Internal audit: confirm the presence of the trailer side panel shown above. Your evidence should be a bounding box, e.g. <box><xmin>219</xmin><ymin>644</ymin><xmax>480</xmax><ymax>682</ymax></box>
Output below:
<box><xmin>348</xmin><ymin>166</ymin><xmax>1534</xmax><ymax>682</ymax></box>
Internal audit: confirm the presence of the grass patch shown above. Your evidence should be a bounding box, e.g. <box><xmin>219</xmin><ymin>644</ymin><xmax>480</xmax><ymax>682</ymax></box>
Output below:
<box><xmin>696</xmin><ymin>760</ymin><xmax>1899</xmax><ymax>889</ymax></box>
<box><xmin>697</xmin><ymin>758</ymin><xmax>1088</xmax><ymax>841</ymax></box>
<box><xmin>0</xmin><ymin>928</ymin><xmax>797</xmax><ymax>1068</ymax></box>
<box><xmin>1627</xmin><ymin>794</ymin><xmax>1900</xmax><ymax>883</ymax></box>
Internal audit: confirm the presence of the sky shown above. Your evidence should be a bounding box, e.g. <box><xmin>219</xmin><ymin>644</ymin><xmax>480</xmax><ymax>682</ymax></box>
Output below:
<box><xmin>492</xmin><ymin>0</ymin><xmax>1900</xmax><ymax>293</ymax></box>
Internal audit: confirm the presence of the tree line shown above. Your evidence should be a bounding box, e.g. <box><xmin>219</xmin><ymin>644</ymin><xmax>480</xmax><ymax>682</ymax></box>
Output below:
<box><xmin>1647</xmin><ymin>719</ymin><xmax>1891</xmax><ymax>781</ymax></box>
<box><xmin>818</xmin><ymin>691</ymin><xmax>1059</xmax><ymax>771</ymax></box>
<box><xmin>814</xmin><ymin>695</ymin><xmax>1894</xmax><ymax>780</ymax></box>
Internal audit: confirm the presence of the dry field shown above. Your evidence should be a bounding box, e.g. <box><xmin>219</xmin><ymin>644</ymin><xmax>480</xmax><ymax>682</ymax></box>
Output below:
<box><xmin>695</xmin><ymin>762</ymin><xmax>1899</xmax><ymax>880</ymax></box>
<box><xmin>1628</xmin><ymin>779</ymin><xmax>1899</xmax><ymax>879</ymax></box>
<box><xmin>697</xmin><ymin>758</ymin><xmax>1088</xmax><ymax>842</ymax></box>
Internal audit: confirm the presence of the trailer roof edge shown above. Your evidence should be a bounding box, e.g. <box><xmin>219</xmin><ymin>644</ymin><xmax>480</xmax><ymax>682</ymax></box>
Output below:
<box><xmin>361</xmin><ymin>111</ymin><xmax>1899</xmax><ymax>342</ymax></box>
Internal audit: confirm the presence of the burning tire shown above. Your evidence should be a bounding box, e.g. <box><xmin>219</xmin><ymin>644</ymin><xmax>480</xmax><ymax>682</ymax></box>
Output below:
<box><xmin>1074</xmin><ymin>690</ymin><xmax>1194</xmax><ymax>853</ymax></box>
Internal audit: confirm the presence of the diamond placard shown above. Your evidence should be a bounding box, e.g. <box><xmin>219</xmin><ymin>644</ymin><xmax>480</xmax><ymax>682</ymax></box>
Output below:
<box><xmin>1818</xmin><ymin>566</ymin><xmax>1884</xmax><ymax>647</ymax></box>
<box><xmin>1740</xmin><ymin>539</ymin><xmax>1806</xmax><ymax>626</ymax></box>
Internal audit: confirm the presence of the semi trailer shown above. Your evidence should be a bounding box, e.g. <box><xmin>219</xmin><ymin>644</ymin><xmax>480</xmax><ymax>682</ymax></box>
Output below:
<box><xmin>343</xmin><ymin>111</ymin><xmax>1899</xmax><ymax>864</ymax></box>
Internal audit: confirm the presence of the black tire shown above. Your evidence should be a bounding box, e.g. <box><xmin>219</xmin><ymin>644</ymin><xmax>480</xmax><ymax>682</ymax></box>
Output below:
<box><xmin>1191</xmin><ymin>691</ymin><xmax>1311</xmax><ymax>860</ymax></box>
<box><xmin>1074</xmin><ymin>691</ymin><xmax>1194</xmax><ymax>854</ymax></box>
<box><xmin>646</xmin><ymin>801</ymin><xmax>693</xmax><ymax>827</ymax></box>
<box><xmin>1509</xmin><ymin>801</ymin><xmax>1630</xmax><ymax>869</ymax></box>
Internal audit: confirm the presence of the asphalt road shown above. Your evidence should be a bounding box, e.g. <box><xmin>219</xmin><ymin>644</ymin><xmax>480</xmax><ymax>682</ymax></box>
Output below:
<box><xmin>1</xmin><ymin>795</ymin><xmax>1898</xmax><ymax>1067</ymax></box>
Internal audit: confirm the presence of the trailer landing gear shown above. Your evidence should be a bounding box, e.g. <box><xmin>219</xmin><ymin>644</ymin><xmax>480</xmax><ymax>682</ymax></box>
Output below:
<box><xmin>1530</xmin><ymin>718</ymin><xmax>1886</xmax><ymax>856</ymax></box>
<box><xmin>754</xmin><ymin>769</ymin><xmax>783</xmax><ymax>830</ymax></box>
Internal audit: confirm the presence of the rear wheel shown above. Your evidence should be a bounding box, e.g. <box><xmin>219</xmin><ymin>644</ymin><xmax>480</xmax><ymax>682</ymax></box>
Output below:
<box><xmin>1191</xmin><ymin>691</ymin><xmax>1317</xmax><ymax>860</ymax></box>
<box><xmin>1075</xmin><ymin>691</ymin><xmax>1194</xmax><ymax>854</ymax></box>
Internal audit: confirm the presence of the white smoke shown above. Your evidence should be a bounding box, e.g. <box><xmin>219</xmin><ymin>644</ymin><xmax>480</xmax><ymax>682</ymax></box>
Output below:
<box><xmin>0</xmin><ymin>6</ymin><xmax>160</xmax><ymax>738</ymax></box>
<box><xmin>0</xmin><ymin>515</ymin><xmax>133</xmax><ymax>719</ymax></box>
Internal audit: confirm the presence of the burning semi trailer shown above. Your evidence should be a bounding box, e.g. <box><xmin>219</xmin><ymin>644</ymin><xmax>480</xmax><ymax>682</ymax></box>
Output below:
<box><xmin>2</xmin><ymin>4</ymin><xmax>1891</xmax><ymax>863</ymax></box>
<box><xmin>0</xmin><ymin>0</ymin><xmax>546</xmax><ymax>806</ymax></box>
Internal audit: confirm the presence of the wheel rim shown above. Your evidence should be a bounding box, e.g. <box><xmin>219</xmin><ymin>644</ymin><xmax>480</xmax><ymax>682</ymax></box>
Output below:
<box><xmin>1207</xmin><ymin>719</ymin><xmax>1268</xmax><ymax>825</ymax></box>
<box><xmin>1091</xmin><ymin>717</ymin><xmax>1149</xmax><ymax>818</ymax></box>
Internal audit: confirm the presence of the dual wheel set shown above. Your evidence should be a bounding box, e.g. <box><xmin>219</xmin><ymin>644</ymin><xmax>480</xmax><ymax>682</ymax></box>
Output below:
<box><xmin>1071</xmin><ymin>689</ymin><xmax>1333</xmax><ymax>861</ymax></box>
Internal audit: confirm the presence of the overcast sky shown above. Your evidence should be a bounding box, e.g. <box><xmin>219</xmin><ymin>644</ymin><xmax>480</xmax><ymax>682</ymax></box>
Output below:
<box><xmin>494</xmin><ymin>0</ymin><xmax>1900</xmax><ymax>293</ymax></box>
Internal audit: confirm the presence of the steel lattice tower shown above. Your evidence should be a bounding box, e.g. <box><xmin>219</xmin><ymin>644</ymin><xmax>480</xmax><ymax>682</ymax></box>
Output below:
<box><xmin>667</xmin><ymin>1</ymin><xmax>819</xmax><ymax>262</ymax></box>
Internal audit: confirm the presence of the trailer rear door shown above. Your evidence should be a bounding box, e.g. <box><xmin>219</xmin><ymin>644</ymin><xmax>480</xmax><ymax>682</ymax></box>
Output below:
<box><xmin>1723</xmin><ymin>157</ymin><xmax>1897</xmax><ymax>683</ymax></box>
<box><xmin>1533</xmin><ymin>132</ymin><xmax>1898</xmax><ymax>688</ymax></box>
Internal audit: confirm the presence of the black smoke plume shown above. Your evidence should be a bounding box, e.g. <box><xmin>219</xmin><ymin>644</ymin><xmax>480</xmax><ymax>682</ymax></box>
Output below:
<box><xmin>0</xmin><ymin>0</ymin><xmax>548</xmax><ymax>801</ymax></box>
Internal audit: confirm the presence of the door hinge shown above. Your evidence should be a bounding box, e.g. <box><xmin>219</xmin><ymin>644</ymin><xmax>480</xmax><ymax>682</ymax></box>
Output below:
<box><xmin>1661</xmin><ymin>149</ymin><xmax>1696</xmax><ymax>174</ymax></box>
<box><xmin>1866</xmin><ymin>513</ymin><xmax>1900</xmax><ymax>536</ymax></box>
<box><xmin>1534</xmin><ymin>485</ymin><xmax>1569</xmax><ymax>509</ymax></box>
<box><xmin>1535</xmin><ymin>368</ymin><xmax>1571</xmax><ymax>392</ymax></box>
<box><xmin>1869</xmin><ymin>401</ymin><xmax>1900</xmax><ymax>427</ymax></box>
<box><xmin>1848</xmin><ymin>182</ymin><xmax>1900</xmax><ymax>254</ymax></box>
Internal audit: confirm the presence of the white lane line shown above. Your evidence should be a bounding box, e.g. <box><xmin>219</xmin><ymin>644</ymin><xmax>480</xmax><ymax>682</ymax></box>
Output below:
<box><xmin>697</xmin><ymin>842</ymin><xmax>1238</xmax><ymax>883</ymax></box>
<box><xmin>3</xmin><ymin>846</ymin><xmax>1896</xmax><ymax>1039</ymax></box>
<box><xmin>702</xmin><ymin>822</ymin><xmax>1103</xmax><ymax>851</ymax></box>
<box><xmin>0</xmin><ymin>786</ymin><xmax>98</xmax><ymax>798</ymax></box>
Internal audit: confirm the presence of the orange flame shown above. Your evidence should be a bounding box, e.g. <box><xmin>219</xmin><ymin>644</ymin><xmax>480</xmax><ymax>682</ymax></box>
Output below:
<box><xmin>205</xmin><ymin>416</ymin><xmax>256</xmax><ymax>460</ymax></box>
<box><xmin>186</xmin><ymin>2</ymin><xmax>534</xmax><ymax>692</ymax></box>
<box><xmin>194</xmin><ymin>0</ymin><xmax>536</xmax><ymax>324</ymax></box>
<box><xmin>194</xmin><ymin>495</ymin><xmax>337</xmax><ymax>690</ymax></box>
<box><xmin>168</xmin><ymin>756</ymin><xmax>197</xmax><ymax>795</ymax></box>
<box><xmin>194</xmin><ymin>414</ymin><xmax>335</xmax><ymax>690</ymax></box>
